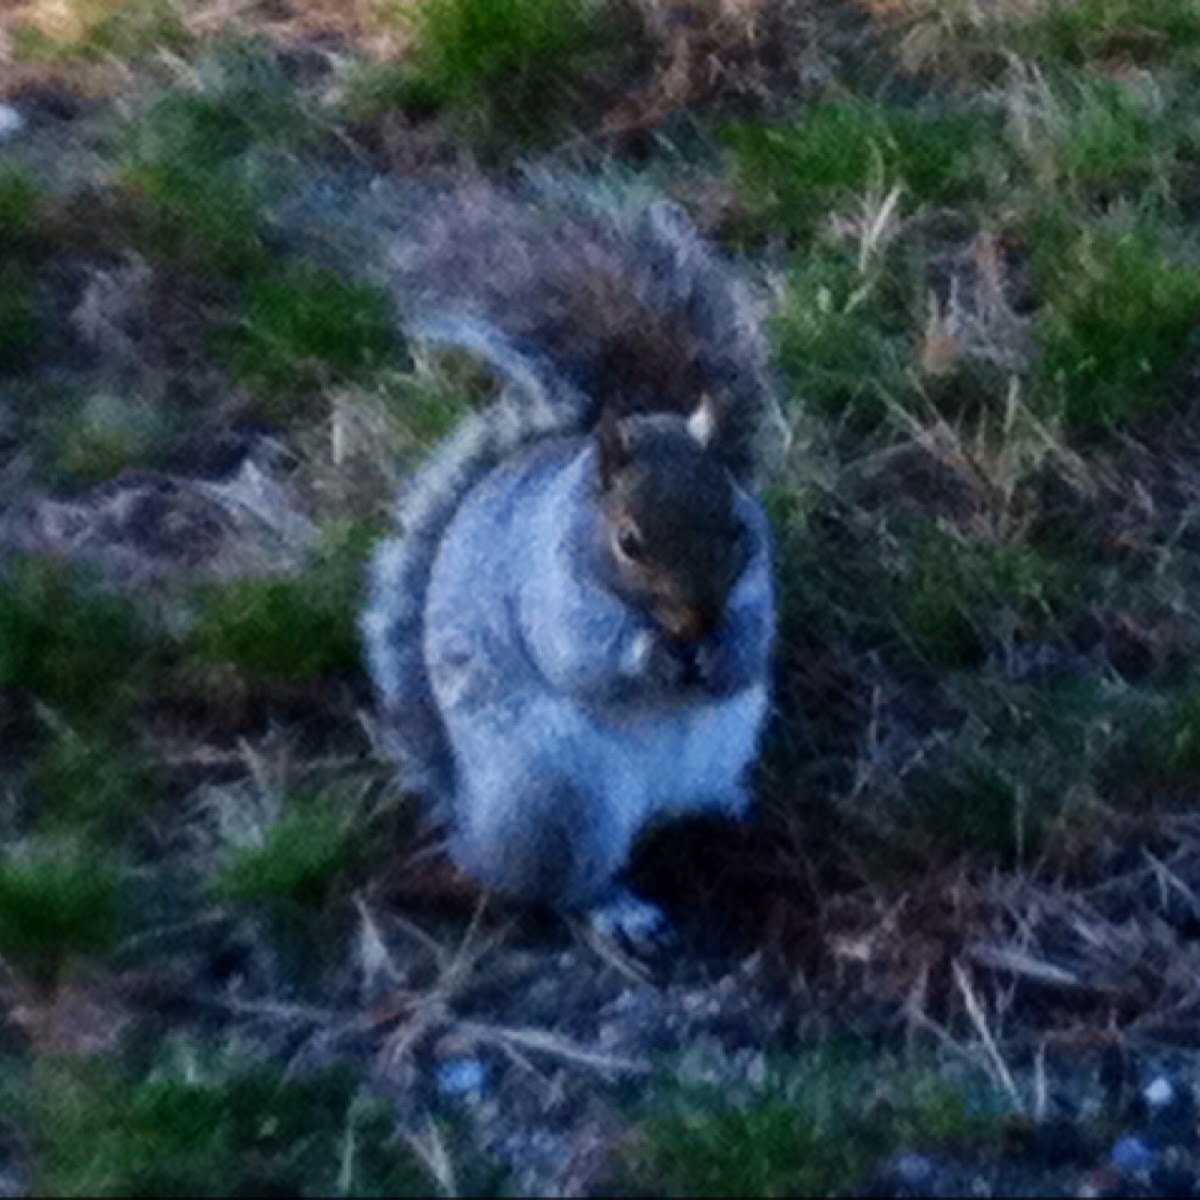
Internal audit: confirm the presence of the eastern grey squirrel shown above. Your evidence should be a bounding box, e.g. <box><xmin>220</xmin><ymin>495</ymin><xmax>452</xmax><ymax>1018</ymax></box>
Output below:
<box><xmin>359</xmin><ymin>175</ymin><xmax>788</xmax><ymax>943</ymax></box>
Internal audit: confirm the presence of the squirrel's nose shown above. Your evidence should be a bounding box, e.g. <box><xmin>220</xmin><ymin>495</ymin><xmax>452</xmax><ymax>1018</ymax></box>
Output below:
<box><xmin>667</xmin><ymin>607</ymin><xmax>717</xmax><ymax>643</ymax></box>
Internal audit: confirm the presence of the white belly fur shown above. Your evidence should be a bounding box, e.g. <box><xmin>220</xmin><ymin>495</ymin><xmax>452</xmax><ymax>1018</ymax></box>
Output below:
<box><xmin>519</xmin><ymin>686</ymin><xmax>768</xmax><ymax>842</ymax></box>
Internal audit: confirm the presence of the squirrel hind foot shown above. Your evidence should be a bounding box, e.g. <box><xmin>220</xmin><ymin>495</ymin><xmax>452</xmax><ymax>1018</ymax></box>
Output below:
<box><xmin>584</xmin><ymin>887</ymin><xmax>675</xmax><ymax>959</ymax></box>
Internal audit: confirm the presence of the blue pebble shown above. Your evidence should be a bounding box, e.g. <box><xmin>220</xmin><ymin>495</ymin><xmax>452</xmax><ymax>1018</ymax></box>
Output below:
<box><xmin>436</xmin><ymin>1057</ymin><xmax>487</xmax><ymax>1097</ymax></box>
<box><xmin>1112</xmin><ymin>1136</ymin><xmax>1156</xmax><ymax>1173</ymax></box>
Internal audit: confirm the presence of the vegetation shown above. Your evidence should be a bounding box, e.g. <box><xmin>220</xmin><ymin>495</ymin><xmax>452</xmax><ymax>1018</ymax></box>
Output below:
<box><xmin>619</xmin><ymin>1048</ymin><xmax>1002</xmax><ymax>1198</ymax></box>
<box><xmin>0</xmin><ymin>845</ymin><xmax>123</xmax><ymax>985</ymax></box>
<box><xmin>4</xmin><ymin>0</ymin><xmax>1200</xmax><ymax>1193</ymax></box>
<box><xmin>30</xmin><ymin>1057</ymin><xmax>435</xmax><ymax>1197</ymax></box>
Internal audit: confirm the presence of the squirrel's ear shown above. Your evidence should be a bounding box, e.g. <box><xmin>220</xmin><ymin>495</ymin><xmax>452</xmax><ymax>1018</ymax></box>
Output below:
<box><xmin>595</xmin><ymin>412</ymin><xmax>633</xmax><ymax>487</ymax></box>
<box><xmin>687</xmin><ymin>392</ymin><xmax>721</xmax><ymax>449</ymax></box>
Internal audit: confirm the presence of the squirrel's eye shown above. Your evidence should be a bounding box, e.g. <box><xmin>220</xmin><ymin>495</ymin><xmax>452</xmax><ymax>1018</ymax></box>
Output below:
<box><xmin>617</xmin><ymin>525</ymin><xmax>645</xmax><ymax>562</ymax></box>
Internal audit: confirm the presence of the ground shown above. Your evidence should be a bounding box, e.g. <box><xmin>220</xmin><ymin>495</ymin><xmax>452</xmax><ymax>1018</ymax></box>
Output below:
<box><xmin>5</xmin><ymin>0</ymin><xmax>1200</xmax><ymax>1195</ymax></box>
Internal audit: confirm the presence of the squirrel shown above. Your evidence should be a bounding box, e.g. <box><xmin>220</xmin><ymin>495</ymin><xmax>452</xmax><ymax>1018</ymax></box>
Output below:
<box><xmin>359</xmin><ymin>174</ymin><xmax>789</xmax><ymax>944</ymax></box>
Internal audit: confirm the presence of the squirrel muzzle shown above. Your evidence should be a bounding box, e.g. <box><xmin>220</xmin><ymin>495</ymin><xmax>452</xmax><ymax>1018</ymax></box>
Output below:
<box><xmin>661</xmin><ymin>604</ymin><xmax>719</xmax><ymax>644</ymax></box>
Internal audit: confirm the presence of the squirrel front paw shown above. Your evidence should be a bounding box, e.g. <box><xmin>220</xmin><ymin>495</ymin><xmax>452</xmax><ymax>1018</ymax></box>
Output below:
<box><xmin>621</xmin><ymin>628</ymin><xmax>656</xmax><ymax>678</ymax></box>
<box><xmin>647</xmin><ymin>635</ymin><xmax>698</xmax><ymax>691</ymax></box>
<box><xmin>694</xmin><ymin>638</ymin><xmax>743</xmax><ymax>696</ymax></box>
<box><xmin>622</xmin><ymin>629</ymin><xmax>748</xmax><ymax>696</ymax></box>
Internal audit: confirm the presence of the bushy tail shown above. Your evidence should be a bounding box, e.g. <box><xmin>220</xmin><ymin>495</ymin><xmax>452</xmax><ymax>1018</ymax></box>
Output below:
<box><xmin>350</xmin><ymin>173</ymin><xmax>788</xmax><ymax>808</ymax></box>
<box><xmin>382</xmin><ymin>171</ymin><xmax>789</xmax><ymax>485</ymax></box>
<box><xmin>359</xmin><ymin>322</ymin><xmax>590</xmax><ymax>810</ymax></box>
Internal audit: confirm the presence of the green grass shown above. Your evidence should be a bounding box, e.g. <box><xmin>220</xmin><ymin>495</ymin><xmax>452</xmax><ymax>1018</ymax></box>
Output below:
<box><xmin>1015</xmin><ymin>0</ymin><xmax>1200</xmax><ymax>69</ymax></box>
<box><xmin>404</xmin><ymin>0</ymin><xmax>629</xmax><ymax>148</ymax></box>
<box><xmin>214</xmin><ymin>792</ymin><xmax>355</xmax><ymax>912</ymax></box>
<box><xmin>1008</xmin><ymin>73</ymin><xmax>1184</xmax><ymax>196</ymax></box>
<box><xmin>0</xmin><ymin>170</ymin><xmax>40</xmax><ymax>253</ymax></box>
<box><xmin>771</xmin><ymin>250</ymin><xmax>918</xmax><ymax>424</ymax></box>
<box><xmin>0</xmin><ymin>264</ymin><xmax>38</xmax><ymax>369</ymax></box>
<box><xmin>724</xmin><ymin>100</ymin><xmax>1002</xmax><ymax>241</ymax></box>
<box><xmin>120</xmin><ymin>47</ymin><xmax>314</xmax><ymax>277</ymax></box>
<box><xmin>0</xmin><ymin>844</ymin><xmax>123</xmax><ymax>985</ymax></box>
<box><xmin>0</xmin><ymin>172</ymin><xmax>43</xmax><ymax>369</ymax></box>
<box><xmin>31</xmin><ymin>727</ymin><xmax>161</xmax><ymax>840</ymax></box>
<box><xmin>619</xmin><ymin>1045</ymin><xmax>1002</xmax><ymax>1198</ymax></box>
<box><xmin>378</xmin><ymin>358</ymin><xmax>498</xmax><ymax>450</ymax></box>
<box><xmin>902</xmin><ymin>674</ymin><xmax>1125</xmax><ymax>866</ymax></box>
<box><xmin>917</xmin><ymin>0</ymin><xmax>1200</xmax><ymax>76</ymax></box>
<box><xmin>32</xmin><ymin>1057</ymin><xmax>438</xmax><ymax>1198</ymax></box>
<box><xmin>227</xmin><ymin>264</ymin><xmax>399</xmax><ymax>413</ymax></box>
<box><xmin>46</xmin><ymin>391</ymin><xmax>174</xmax><ymax>484</ymax></box>
<box><xmin>899</xmin><ymin>524</ymin><xmax>1070</xmax><ymax>668</ymax></box>
<box><xmin>338</xmin><ymin>60</ymin><xmax>446</xmax><ymax>125</ymax></box>
<box><xmin>1118</xmin><ymin>676</ymin><xmax>1200</xmax><ymax>786</ymax></box>
<box><xmin>0</xmin><ymin>558</ymin><xmax>149</xmax><ymax>726</ymax></box>
<box><xmin>1030</xmin><ymin>216</ymin><xmax>1200</xmax><ymax>425</ymax></box>
<box><xmin>188</xmin><ymin>521</ymin><xmax>377</xmax><ymax>685</ymax></box>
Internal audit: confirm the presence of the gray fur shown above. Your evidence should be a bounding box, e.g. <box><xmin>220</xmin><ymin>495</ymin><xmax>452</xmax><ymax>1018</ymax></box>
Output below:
<box><xmin>358</xmin><ymin>178</ymin><xmax>785</xmax><ymax>909</ymax></box>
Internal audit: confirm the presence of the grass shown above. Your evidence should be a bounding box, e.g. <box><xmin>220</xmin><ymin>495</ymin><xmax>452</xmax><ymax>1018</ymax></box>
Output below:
<box><xmin>402</xmin><ymin>0</ymin><xmax>626</xmax><ymax>148</ymax></box>
<box><xmin>0</xmin><ymin>171</ymin><xmax>40</xmax><ymax>251</ymax></box>
<box><xmin>1030</xmin><ymin>216</ymin><xmax>1200</xmax><ymax>425</ymax></box>
<box><xmin>1005</xmin><ymin>71</ymin><xmax>1176</xmax><ymax>194</ymax></box>
<box><xmin>770</xmin><ymin>249</ymin><xmax>918</xmax><ymax>424</ymax></box>
<box><xmin>0</xmin><ymin>264</ymin><xmax>38</xmax><ymax>369</ymax></box>
<box><xmin>0</xmin><ymin>844</ymin><xmax>123</xmax><ymax>985</ymax></box>
<box><xmin>31</xmin><ymin>1056</ymin><xmax>438</xmax><ymax>1198</ymax></box>
<box><xmin>119</xmin><ymin>46</ymin><xmax>315</xmax><ymax>277</ymax></box>
<box><xmin>618</xmin><ymin>1045</ymin><xmax>1003</xmax><ymax>1198</ymax></box>
<box><xmin>187</xmin><ymin>521</ymin><xmax>377</xmax><ymax>685</ymax></box>
<box><xmin>878</xmin><ymin>0</ymin><xmax>1200</xmax><ymax>77</ymax></box>
<box><xmin>227</xmin><ymin>264</ymin><xmax>400</xmax><ymax>414</ymax></box>
<box><xmin>0</xmin><ymin>557</ymin><xmax>149</xmax><ymax>727</ymax></box>
<box><xmin>0</xmin><ymin>171</ymin><xmax>43</xmax><ymax>368</ymax></box>
<box><xmin>13</xmin><ymin>0</ymin><xmax>190</xmax><ymax>63</ymax></box>
<box><xmin>10</xmin><ymin>3</ymin><xmax>1200</xmax><ymax>1195</ymax></box>
<box><xmin>1016</xmin><ymin>0</ymin><xmax>1200</xmax><ymax>69</ymax></box>
<box><xmin>45</xmin><ymin>391</ymin><xmax>174</xmax><ymax>484</ymax></box>
<box><xmin>902</xmin><ymin>675</ymin><xmax>1116</xmax><ymax>865</ymax></box>
<box><xmin>898</xmin><ymin>523</ymin><xmax>1070</xmax><ymax>668</ymax></box>
<box><xmin>31</xmin><ymin>725</ymin><xmax>161</xmax><ymax>840</ymax></box>
<box><xmin>213</xmin><ymin>791</ymin><xmax>356</xmax><ymax>911</ymax></box>
<box><xmin>724</xmin><ymin>99</ymin><xmax>1002</xmax><ymax>241</ymax></box>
